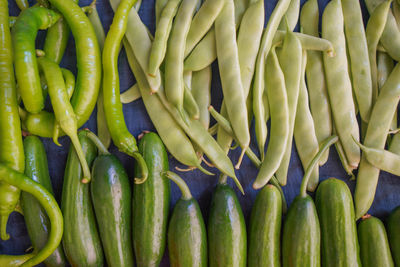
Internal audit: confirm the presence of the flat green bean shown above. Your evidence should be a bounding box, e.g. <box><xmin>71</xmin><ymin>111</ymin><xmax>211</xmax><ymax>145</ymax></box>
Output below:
<box><xmin>148</xmin><ymin>0</ymin><xmax>182</xmax><ymax>76</ymax></box>
<box><xmin>322</xmin><ymin>0</ymin><xmax>360</xmax><ymax>169</ymax></box>
<box><xmin>155</xmin><ymin>0</ymin><xmax>169</xmax><ymax>24</ymax></box>
<box><xmin>273</xmin><ymin>30</ymin><xmax>334</xmax><ymax>54</ymax></box>
<box><xmin>120</xmin><ymin>83</ymin><xmax>141</xmax><ymax>104</ymax></box>
<box><xmin>183</xmin><ymin>84</ymin><xmax>200</xmax><ymax>120</ymax></box>
<box><xmin>342</xmin><ymin>0</ymin><xmax>373</xmax><ymax>123</ymax></box>
<box><xmin>300</xmin><ymin>0</ymin><xmax>331</xmax><ymax>166</ymax></box>
<box><xmin>165</xmin><ymin>0</ymin><xmax>199</xmax><ymax>112</ymax></box>
<box><xmin>237</xmin><ymin>0</ymin><xmax>264</xmax><ymax>98</ymax></box>
<box><xmin>377</xmin><ymin>51</ymin><xmax>396</xmax><ymax>131</ymax></box>
<box><xmin>365</xmin><ymin>0</ymin><xmax>400</xmax><ymax>61</ymax></box>
<box><xmin>366</xmin><ymin>1</ymin><xmax>391</xmax><ymax>105</ymax></box>
<box><xmin>192</xmin><ymin>66</ymin><xmax>212</xmax><ymax>130</ymax></box>
<box><xmin>184</xmin><ymin>27</ymin><xmax>216</xmax><ymax>71</ymax></box>
<box><xmin>393</xmin><ymin>0</ymin><xmax>400</xmax><ymax>29</ymax></box>
<box><xmin>251</xmin><ymin>0</ymin><xmax>290</xmax><ymax>157</ymax></box>
<box><xmin>278</xmin><ymin>0</ymin><xmax>300</xmax><ymax>31</ymax></box>
<box><xmin>253</xmin><ymin>46</ymin><xmax>289</xmax><ymax>190</ymax></box>
<box><xmin>294</xmin><ymin>51</ymin><xmax>319</xmax><ymax>192</ymax></box>
<box><xmin>274</xmin><ymin>29</ymin><xmax>302</xmax><ymax>186</ymax></box>
<box><xmin>355</xmin><ymin>139</ymin><xmax>400</xmax><ymax>177</ymax></box>
<box><xmin>389</xmin><ymin>133</ymin><xmax>400</xmax><ymax>154</ymax></box>
<box><xmin>184</xmin><ymin>0</ymin><xmax>224</xmax><ymax>57</ymax></box>
<box><xmin>215</xmin><ymin>0</ymin><xmax>250</xmax><ymax>157</ymax></box>
<box><xmin>354</xmin><ymin>55</ymin><xmax>400</xmax><ymax>219</ymax></box>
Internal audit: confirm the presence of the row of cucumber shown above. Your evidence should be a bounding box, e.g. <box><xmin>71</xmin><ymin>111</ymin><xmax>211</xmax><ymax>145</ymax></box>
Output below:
<box><xmin>21</xmin><ymin>130</ymin><xmax>400</xmax><ymax>267</ymax></box>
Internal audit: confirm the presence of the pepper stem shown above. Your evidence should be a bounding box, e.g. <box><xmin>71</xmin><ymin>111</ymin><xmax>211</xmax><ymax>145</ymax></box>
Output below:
<box><xmin>84</xmin><ymin>130</ymin><xmax>110</xmax><ymax>155</ymax></box>
<box><xmin>300</xmin><ymin>135</ymin><xmax>338</xmax><ymax>197</ymax></box>
<box><xmin>0</xmin><ymin>215</ymin><xmax>10</xmax><ymax>240</ymax></box>
<box><xmin>164</xmin><ymin>171</ymin><xmax>192</xmax><ymax>200</ymax></box>
<box><xmin>131</xmin><ymin>152</ymin><xmax>148</xmax><ymax>184</ymax></box>
<box><xmin>69</xmin><ymin>134</ymin><xmax>91</xmax><ymax>183</ymax></box>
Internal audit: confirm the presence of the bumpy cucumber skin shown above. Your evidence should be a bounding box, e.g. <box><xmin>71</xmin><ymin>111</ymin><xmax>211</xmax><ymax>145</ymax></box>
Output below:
<box><xmin>61</xmin><ymin>131</ymin><xmax>104</xmax><ymax>267</ymax></box>
<box><xmin>248</xmin><ymin>184</ymin><xmax>282</xmax><ymax>267</ymax></box>
<box><xmin>133</xmin><ymin>132</ymin><xmax>170</xmax><ymax>267</ymax></box>
<box><xmin>387</xmin><ymin>206</ymin><xmax>400</xmax><ymax>266</ymax></box>
<box><xmin>208</xmin><ymin>183</ymin><xmax>247</xmax><ymax>267</ymax></box>
<box><xmin>316</xmin><ymin>178</ymin><xmax>361</xmax><ymax>267</ymax></box>
<box><xmin>21</xmin><ymin>135</ymin><xmax>66</xmax><ymax>267</ymax></box>
<box><xmin>282</xmin><ymin>194</ymin><xmax>320</xmax><ymax>267</ymax></box>
<box><xmin>168</xmin><ymin>198</ymin><xmax>207</xmax><ymax>267</ymax></box>
<box><xmin>91</xmin><ymin>154</ymin><xmax>134</xmax><ymax>267</ymax></box>
<box><xmin>358</xmin><ymin>216</ymin><xmax>394</xmax><ymax>267</ymax></box>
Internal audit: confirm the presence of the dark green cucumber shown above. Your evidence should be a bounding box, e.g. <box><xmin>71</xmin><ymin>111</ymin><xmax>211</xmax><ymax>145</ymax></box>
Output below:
<box><xmin>316</xmin><ymin>178</ymin><xmax>361</xmax><ymax>267</ymax></box>
<box><xmin>248</xmin><ymin>184</ymin><xmax>282</xmax><ymax>267</ymax></box>
<box><xmin>208</xmin><ymin>178</ymin><xmax>247</xmax><ymax>267</ymax></box>
<box><xmin>91</xmin><ymin>153</ymin><xmax>134</xmax><ymax>267</ymax></box>
<box><xmin>61</xmin><ymin>130</ymin><xmax>104</xmax><ymax>267</ymax></box>
<box><xmin>387</xmin><ymin>206</ymin><xmax>400</xmax><ymax>266</ymax></box>
<box><xmin>21</xmin><ymin>135</ymin><xmax>66</xmax><ymax>267</ymax></box>
<box><xmin>166</xmin><ymin>171</ymin><xmax>207</xmax><ymax>267</ymax></box>
<box><xmin>282</xmin><ymin>194</ymin><xmax>320</xmax><ymax>267</ymax></box>
<box><xmin>133</xmin><ymin>132</ymin><xmax>170</xmax><ymax>267</ymax></box>
<box><xmin>358</xmin><ymin>215</ymin><xmax>394</xmax><ymax>267</ymax></box>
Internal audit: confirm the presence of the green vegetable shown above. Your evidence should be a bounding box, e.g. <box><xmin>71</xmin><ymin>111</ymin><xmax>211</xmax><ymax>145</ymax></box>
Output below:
<box><xmin>208</xmin><ymin>175</ymin><xmax>247</xmax><ymax>267</ymax></box>
<box><xmin>316</xmin><ymin>178</ymin><xmax>361</xmax><ymax>267</ymax></box>
<box><xmin>358</xmin><ymin>215</ymin><xmax>394</xmax><ymax>267</ymax></box>
<box><xmin>387</xmin><ymin>206</ymin><xmax>400</xmax><ymax>266</ymax></box>
<box><xmin>248</xmin><ymin>184</ymin><xmax>281</xmax><ymax>267</ymax></box>
<box><xmin>61</xmin><ymin>131</ymin><xmax>103</xmax><ymax>267</ymax></box>
<box><xmin>166</xmin><ymin>171</ymin><xmax>207</xmax><ymax>267</ymax></box>
<box><xmin>91</xmin><ymin>151</ymin><xmax>134</xmax><ymax>266</ymax></box>
<box><xmin>133</xmin><ymin>132</ymin><xmax>170</xmax><ymax>267</ymax></box>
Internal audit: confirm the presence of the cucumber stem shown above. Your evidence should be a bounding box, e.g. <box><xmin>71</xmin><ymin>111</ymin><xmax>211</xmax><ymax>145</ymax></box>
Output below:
<box><xmin>84</xmin><ymin>130</ymin><xmax>110</xmax><ymax>155</ymax></box>
<box><xmin>300</xmin><ymin>135</ymin><xmax>338</xmax><ymax>197</ymax></box>
<box><xmin>164</xmin><ymin>171</ymin><xmax>192</xmax><ymax>200</ymax></box>
<box><xmin>219</xmin><ymin>174</ymin><xmax>228</xmax><ymax>184</ymax></box>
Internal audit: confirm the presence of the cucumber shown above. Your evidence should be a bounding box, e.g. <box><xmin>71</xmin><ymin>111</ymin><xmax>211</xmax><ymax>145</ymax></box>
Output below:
<box><xmin>91</xmin><ymin>153</ymin><xmax>134</xmax><ymax>267</ymax></box>
<box><xmin>282</xmin><ymin>194</ymin><xmax>320</xmax><ymax>267</ymax></box>
<box><xmin>208</xmin><ymin>176</ymin><xmax>247</xmax><ymax>267</ymax></box>
<box><xmin>21</xmin><ymin>135</ymin><xmax>66</xmax><ymax>267</ymax></box>
<box><xmin>316</xmin><ymin>178</ymin><xmax>361</xmax><ymax>267</ymax></box>
<box><xmin>248</xmin><ymin>184</ymin><xmax>282</xmax><ymax>267</ymax></box>
<box><xmin>61</xmin><ymin>130</ymin><xmax>104</xmax><ymax>267</ymax></box>
<box><xmin>387</xmin><ymin>206</ymin><xmax>400</xmax><ymax>266</ymax></box>
<box><xmin>358</xmin><ymin>215</ymin><xmax>394</xmax><ymax>267</ymax></box>
<box><xmin>133</xmin><ymin>132</ymin><xmax>170</xmax><ymax>267</ymax></box>
<box><xmin>166</xmin><ymin>171</ymin><xmax>207</xmax><ymax>267</ymax></box>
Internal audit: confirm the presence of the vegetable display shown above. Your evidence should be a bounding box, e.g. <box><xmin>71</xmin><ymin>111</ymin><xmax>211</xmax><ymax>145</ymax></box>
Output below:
<box><xmin>1</xmin><ymin>0</ymin><xmax>400</xmax><ymax>266</ymax></box>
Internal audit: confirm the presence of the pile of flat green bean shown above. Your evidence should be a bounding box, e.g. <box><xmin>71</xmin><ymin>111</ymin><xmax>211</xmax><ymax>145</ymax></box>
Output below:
<box><xmin>116</xmin><ymin>0</ymin><xmax>400</xmax><ymax>219</ymax></box>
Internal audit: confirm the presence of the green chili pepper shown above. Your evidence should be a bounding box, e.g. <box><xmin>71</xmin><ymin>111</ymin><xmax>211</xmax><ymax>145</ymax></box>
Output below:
<box><xmin>0</xmin><ymin>163</ymin><xmax>63</xmax><ymax>267</ymax></box>
<box><xmin>37</xmin><ymin>56</ymin><xmax>91</xmax><ymax>184</ymax></box>
<box><xmin>15</xmin><ymin>0</ymin><xmax>28</xmax><ymax>10</ymax></box>
<box><xmin>12</xmin><ymin>6</ymin><xmax>60</xmax><ymax>114</ymax></box>
<box><xmin>102</xmin><ymin>0</ymin><xmax>148</xmax><ymax>184</ymax></box>
<box><xmin>0</xmin><ymin>0</ymin><xmax>25</xmax><ymax>241</ymax></box>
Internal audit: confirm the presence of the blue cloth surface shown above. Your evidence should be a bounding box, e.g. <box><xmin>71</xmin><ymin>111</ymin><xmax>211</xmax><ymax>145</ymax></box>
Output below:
<box><xmin>2</xmin><ymin>0</ymin><xmax>399</xmax><ymax>266</ymax></box>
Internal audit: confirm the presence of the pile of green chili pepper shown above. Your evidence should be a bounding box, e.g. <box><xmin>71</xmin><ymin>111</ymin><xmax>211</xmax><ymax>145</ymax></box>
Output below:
<box><xmin>2</xmin><ymin>0</ymin><xmax>400</xmax><ymax>265</ymax></box>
